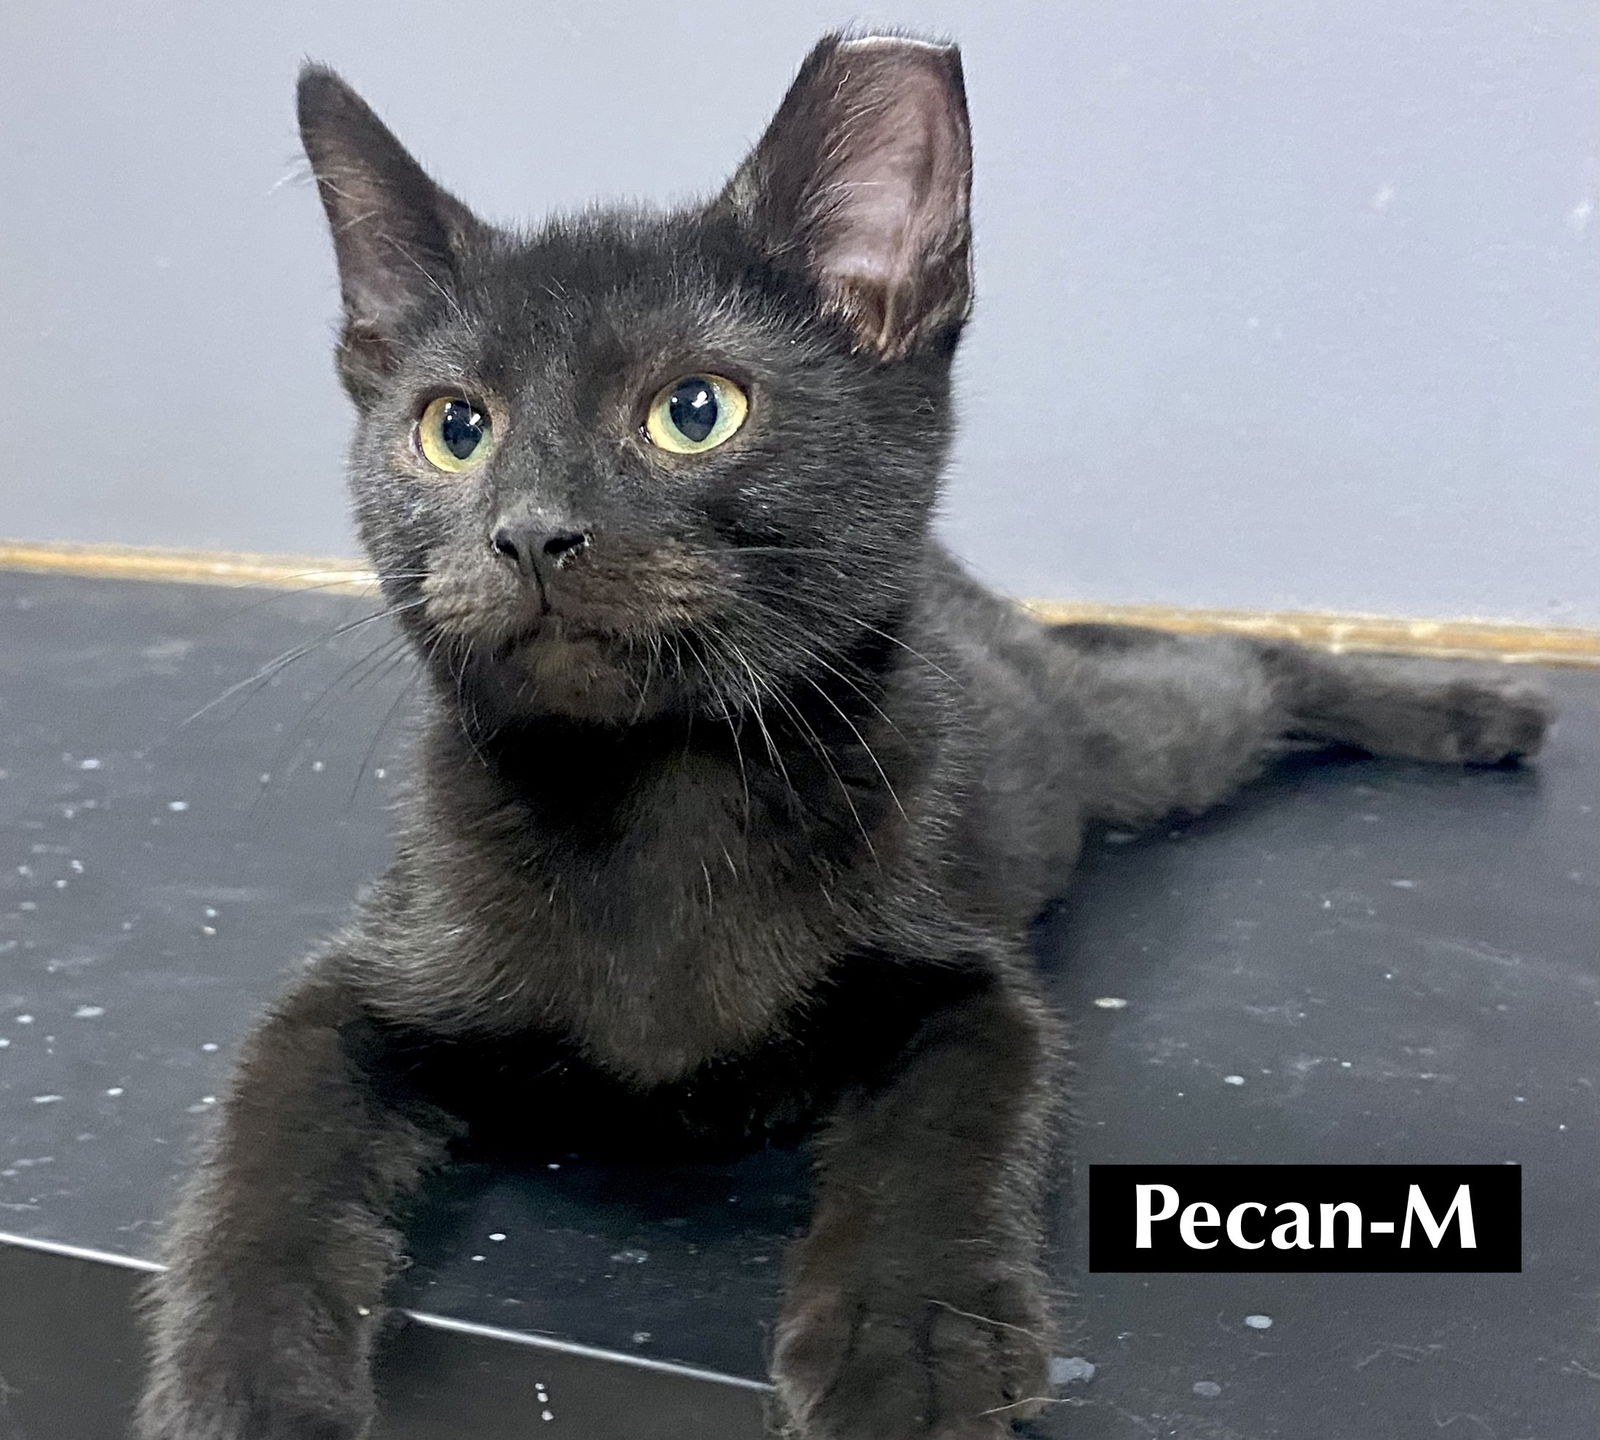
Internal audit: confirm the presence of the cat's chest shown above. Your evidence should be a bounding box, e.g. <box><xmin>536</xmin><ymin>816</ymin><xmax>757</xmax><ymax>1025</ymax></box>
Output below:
<box><xmin>473</xmin><ymin>778</ymin><xmax>842</xmax><ymax>1085</ymax></box>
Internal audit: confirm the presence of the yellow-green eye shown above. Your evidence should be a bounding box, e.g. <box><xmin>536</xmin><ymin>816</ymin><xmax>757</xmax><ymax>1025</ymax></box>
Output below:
<box><xmin>417</xmin><ymin>396</ymin><xmax>494</xmax><ymax>473</ymax></box>
<box><xmin>644</xmin><ymin>374</ymin><xmax>749</xmax><ymax>455</ymax></box>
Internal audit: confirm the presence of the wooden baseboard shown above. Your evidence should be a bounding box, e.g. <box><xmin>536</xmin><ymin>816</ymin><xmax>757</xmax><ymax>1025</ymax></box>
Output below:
<box><xmin>1019</xmin><ymin>601</ymin><xmax>1600</xmax><ymax>667</ymax></box>
<box><xmin>3</xmin><ymin>538</ymin><xmax>1595</xmax><ymax>667</ymax></box>
<box><xmin>0</xmin><ymin>540</ymin><xmax>373</xmax><ymax>592</ymax></box>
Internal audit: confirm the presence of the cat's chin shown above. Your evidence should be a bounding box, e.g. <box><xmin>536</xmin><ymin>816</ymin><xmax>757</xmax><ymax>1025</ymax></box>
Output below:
<box><xmin>468</xmin><ymin>627</ymin><xmax>671</xmax><ymax>725</ymax></box>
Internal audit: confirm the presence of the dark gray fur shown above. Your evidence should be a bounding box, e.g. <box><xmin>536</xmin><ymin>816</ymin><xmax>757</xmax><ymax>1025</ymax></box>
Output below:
<box><xmin>135</xmin><ymin>32</ymin><xmax>1551</xmax><ymax>1440</ymax></box>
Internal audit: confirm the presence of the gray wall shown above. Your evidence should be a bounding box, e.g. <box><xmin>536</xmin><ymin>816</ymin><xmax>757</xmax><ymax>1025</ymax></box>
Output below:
<box><xmin>3</xmin><ymin>0</ymin><xmax>1595</xmax><ymax>623</ymax></box>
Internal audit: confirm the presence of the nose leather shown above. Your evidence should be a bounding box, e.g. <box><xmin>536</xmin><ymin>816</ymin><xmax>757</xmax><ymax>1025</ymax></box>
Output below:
<box><xmin>489</xmin><ymin>522</ymin><xmax>591</xmax><ymax>590</ymax></box>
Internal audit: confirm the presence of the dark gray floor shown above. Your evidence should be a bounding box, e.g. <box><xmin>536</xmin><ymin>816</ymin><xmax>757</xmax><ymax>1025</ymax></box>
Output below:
<box><xmin>1</xmin><ymin>571</ymin><xmax>1596</xmax><ymax>1440</ymax></box>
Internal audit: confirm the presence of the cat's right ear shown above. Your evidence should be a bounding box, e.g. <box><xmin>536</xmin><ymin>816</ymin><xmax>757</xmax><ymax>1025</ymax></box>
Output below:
<box><xmin>297</xmin><ymin>66</ymin><xmax>486</xmax><ymax>405</ymax></box>
<box><xmin>719</xmin><ymin>33</ymin><xmax>974</xmax><ymax>362</ymax></box>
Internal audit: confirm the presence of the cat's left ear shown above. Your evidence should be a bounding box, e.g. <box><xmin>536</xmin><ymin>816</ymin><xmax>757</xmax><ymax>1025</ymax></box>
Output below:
<box><xmin>720</xmin><ymin>33</ymin><xmax>974</xmax><ymax>360</ymax></box>
<box><xmin>297</xmin><ymin>66</ymin><xmax>487</xmax><ymax>404</ymax></box>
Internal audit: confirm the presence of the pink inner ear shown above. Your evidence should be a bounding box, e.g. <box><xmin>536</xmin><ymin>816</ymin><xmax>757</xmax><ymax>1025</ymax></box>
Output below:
<box><xmin>824</xmin><ymin>94</ymin><xmax>947</xmax><ymax>276</ymax></box>
<box><xmin>804</xmin><ymin>49</ymin><xmax>973</xmax><ymax>357</ymax></box>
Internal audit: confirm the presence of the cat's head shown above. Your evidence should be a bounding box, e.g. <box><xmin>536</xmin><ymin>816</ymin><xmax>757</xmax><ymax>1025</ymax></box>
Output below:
<box><xmin>298</xmin><ymin>32</ymin><xmax>973</xmax><ymax>728</ymax></box>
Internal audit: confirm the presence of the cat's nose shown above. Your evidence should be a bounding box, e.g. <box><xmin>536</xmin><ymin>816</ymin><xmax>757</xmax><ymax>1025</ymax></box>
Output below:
<box><xmin>489</xmin><ymin>522</ymin><xmax>591</xmax><ymax>583</ymax></box>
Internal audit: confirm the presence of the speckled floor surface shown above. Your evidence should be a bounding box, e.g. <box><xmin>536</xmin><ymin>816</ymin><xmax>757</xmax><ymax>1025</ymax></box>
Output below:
<box><xmin>1</xmin><ymin>571</ymin><xmax>1596</xmax><ymax>1440</ymax></box>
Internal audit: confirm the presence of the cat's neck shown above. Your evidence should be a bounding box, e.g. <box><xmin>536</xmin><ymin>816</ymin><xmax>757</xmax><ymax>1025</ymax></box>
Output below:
<box><xmin>413</xmin><ymin>609</ymin><xmax>939</xmax><ymax>855</ymax></box>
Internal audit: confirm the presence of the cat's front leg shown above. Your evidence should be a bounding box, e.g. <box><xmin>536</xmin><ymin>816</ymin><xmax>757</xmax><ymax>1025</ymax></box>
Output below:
<box><xmin>774</xmin><ymin>967</ymin><xmax>1059</xmax><ymax>1440</ymax></box>
<box><xmin>136</xmin><ymin>966</ymin><xmax>460</xmax><ymax>1440</ymax></box>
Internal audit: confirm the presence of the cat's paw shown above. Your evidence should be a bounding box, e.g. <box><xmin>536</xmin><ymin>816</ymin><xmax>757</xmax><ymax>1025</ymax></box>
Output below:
<box><xmin>1435</xmin><ymin>678</ymin><xmax>1553</xmax><ymax>765</ymax></box>
<box><xmin>773</xmin><ymin>1278</ymin><xmax>1050</xmax><ymax>1440</ymax></box>
<box><xmin>136</xmin><ymin>1306</ymin><xmax>376</xmax><ymax>1440</ymax></box>
<box><xmin>134</xmin><ymin>1388</ymin><xmax>364</xmax><ymax>1440</ymax></box>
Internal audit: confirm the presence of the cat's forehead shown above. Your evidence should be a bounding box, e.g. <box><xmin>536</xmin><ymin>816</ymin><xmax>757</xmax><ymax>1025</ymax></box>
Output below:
<box><xmin>472</xmin><ymin>211</ymin><xmax>746</xmax><ymax>331</ymax></box>
<box><xmin>456</xmin><ymin>208</ymin><xmax>808</xmax><ymax>389</ymax></box>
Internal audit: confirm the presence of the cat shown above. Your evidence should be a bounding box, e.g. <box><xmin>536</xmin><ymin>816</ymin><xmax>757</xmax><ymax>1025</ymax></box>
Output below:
<box><xmin>135</xmin><ymin>30</ymin><xmax>1551</xmax><ymax>1440</ymax></box>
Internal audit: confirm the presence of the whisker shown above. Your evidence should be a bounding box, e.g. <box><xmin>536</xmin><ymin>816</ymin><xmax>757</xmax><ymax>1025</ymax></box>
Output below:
<box><xmin>732</xmin><ymin>580</ymin><xmax>960</xmax><ymax>686</ymax></box>
<box><xmin>704</xmin><ymin>628</ymin><xmax>800</xmax><ymax>818</ymax></box>
<box><xmin>725</xmin><ymin>594</ymin><xmax>908</xmax><ymax>742</ymax></box>
<box><xmin>206</xmin><ymin>571</ymin><xmax>427</xmax><ymax>630</ymax></box>
<box><xmin>348</xmin><ymin>657</ymin><xmax>422</xmax><ymax>804</ymax></box>
<box><xmin>753</xmin><ymin>661</ymin><xmax>881</xmax><ymax>865</ymax></box>
<box><xmin>261</xmin><ymin>628</ymin><xmax>415</xmax><ymax>789</ymax></box>
<box><xmin>161</xmin><ymin>597</ymin><xmax>429</xmax><ymax>746</ymax></box>
<box><xmin>799</xmin><ymin>672</ymin><xmax>907</xmax><ymax>822</ymax></box>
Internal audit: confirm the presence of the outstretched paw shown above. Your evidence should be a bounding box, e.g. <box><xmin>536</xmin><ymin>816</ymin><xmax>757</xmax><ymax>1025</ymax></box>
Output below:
<box><xmin>774</xmin><ymin>1278</ymin><xmax>1051</xmax><ymax>1440</ymax></box>
<box><xmin>1435</xmin><ymin>677</ymin><xmax>1552</xmax><ymax>765</ymax></box>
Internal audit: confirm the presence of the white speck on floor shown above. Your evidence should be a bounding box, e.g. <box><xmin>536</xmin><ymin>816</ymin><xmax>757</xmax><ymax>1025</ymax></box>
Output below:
<box><xmin>74</xmin><ymin>1005</ymin><xmax>106</xmax><ymax>1019</ymax></box>
<box><xmin>610</xmin><ymin>1249</ymin><xmax>648</xmax><ymax>1265</ymax></box>
<box><xmin>1244</xmin><ymin>1314</ymin><xmax>1273</xmax><ymax>1330</ymax></box>
<box><xmin>202</xmin><ymin>1042</ymin><xmax>218</xmax><ymax>1052</ymax></box>
<box><xmin>471</xmin><ymin>1254</ymin><xmax>486</xmax><ymax>1262</ymax></box>
<box><xmin>17</xmin><ymin>1016</ymin><xmax>35</xmax><ymax>1025</ymax></box>
<box><xmin>167</xmin><ymin>800</ymin><xmax>189</xmax><ymax>812</ymax></box>
<box><xmin>106</xmin><ymin>1088</ymin><xmax>124</xmax><ymax>1097</ymax></box>
<box><xmin>631</xmin><ymin>1332</ymin><xmax>651</xmax><ymax>1344</ymax></box>
<box><xmin>1092</xmin><ymin>997</ymin><xmax>1128</xmax><ymax>1010</ymax></box>
<box><xmin>489</xmin><ymin>1232</ymin><xmax>506</xmax><ymax>1242</ymax></box>
<box><xmin>1050</xmin><ymin>1355</ymin><xmax>1096</xmax><ymax>1385</ymax></box>
<box><xmin>1193</xmin><ymin>1380</ymin><xmax>1223</xmax><ymax>1398</ymax></box>
<box><xmin>1224</xmin><ymin>1074</ymin><xmax>1246</xmax><ymax>1086</ymax></box>
<box><xmin>78</xmin><ymin>758</ymin><xmax>101</xmax><ymax>771</ymax></box>
<box><xmin>311</xmin><ymin>761</ymin><xmax>325</xmax><ymax>773</ymax></box>
<box><xmin>32</xmin><ymin>1095</ymin><xmax>63</xmax><ymax>1104</ymax></box>
<box><xmin>1390</xmin><ymin>879</ymin><xmax>1416</xmax><ymax>889</ymax></box>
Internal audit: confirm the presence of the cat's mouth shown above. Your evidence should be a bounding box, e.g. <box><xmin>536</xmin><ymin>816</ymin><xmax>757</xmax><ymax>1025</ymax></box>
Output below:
<box><xmin>421</xmin><ymin>542</ymin><xmax>711</xmax><ymax>660</ymax></box>
<box><xmin>416</xmin><ymin>546</ymin><xmax>718</xmax><ymax>722</ymax></box>
<box><xmin>464</xmin><ymin>613</ymin><xmax>679</xmax><ymax>724</ymax></box>
<box><xmin>490</xmin><ymin>612</ymin><xmax>630</xmax><ymax>661</ymax></box>
<box><xmin>424</xmin><ymin>580</ymin><xmax>629</xmax><ymax>660</ymax></box>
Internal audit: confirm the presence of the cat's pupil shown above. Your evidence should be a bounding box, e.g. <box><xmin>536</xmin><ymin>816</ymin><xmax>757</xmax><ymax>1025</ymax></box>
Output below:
<box><xmin>439</xmin><ymin>400</ymin><xmax>484</xmax><ymax>460</ymax></box>
<box><xmin>667</xmin><ymin>379</ymin><xmax>718</xmax><ymax>444</ymax></box>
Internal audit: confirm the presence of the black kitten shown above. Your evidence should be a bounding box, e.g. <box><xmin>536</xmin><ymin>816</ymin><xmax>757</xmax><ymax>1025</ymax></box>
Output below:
<box><xmin>136</xmin><ymin>31</ymin><xmax>1551</xmax><ymax>1440</ymax></box>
